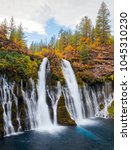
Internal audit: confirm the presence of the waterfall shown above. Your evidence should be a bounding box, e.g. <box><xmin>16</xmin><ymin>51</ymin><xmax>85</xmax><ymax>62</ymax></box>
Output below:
<box><xmin>62</xmin><ymin>59</ymin><xmax>113</xmax><ymax>124</ymax></box>
<box><xmin>11</xmin><ymin>84</ymin><xmax>22</xmax><ymax>132</ymax></box>
<box><xmin>61</xmin><ymin>59</ymin><xmax>83</xmax><ymax>124</ymax></box>
<box><xmin>81</xmin><ymin>83</ymin><xmax>113</xmax><ymax>119</ymax></box>
<box><xmin>47</xmin><ymin>81</ymin><xmax>61</xmax><ymax>125</ymax></box>
<box><xmin>82</xmin><ymin>85</ymin><xmax>94</xmax><ymax>117</ymax></box>
<box><xmin>36</xmin><ymin>58</ymin><xmax>53</xmax><ymax>129</ymax></box>
<box><xmin>21</xmin><ymin>79</ymin><xmax>37</xmax><ymax>129</ymax></box>
<box><xmin>0</xmin><ymin>78</ymin><xmax>15</xmax><ymax>136</ymax></box>
<box><xmin>95</xmin><ymin>82</ymin><xmax>114</xmax><ymax>118</ymax></box>
<box><xmin>0</xmin><ymin>59</ymin><xmax>114</xmax><ymax>137</ymax></box>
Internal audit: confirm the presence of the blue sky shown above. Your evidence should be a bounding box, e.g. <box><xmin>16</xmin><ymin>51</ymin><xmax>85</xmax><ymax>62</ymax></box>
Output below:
<box><xmin>25</xmin><ymin>18</ymin><xmax>68</xmax><ymax>46</ymax></box>
<box><xmin>0</xmin><ymin>0</ymin><xmax>113</xmax><ymax>46</ymax></box>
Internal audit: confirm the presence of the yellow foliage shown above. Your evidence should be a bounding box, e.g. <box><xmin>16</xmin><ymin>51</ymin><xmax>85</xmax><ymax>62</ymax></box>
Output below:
<box><xmin>80</xmin><ymin>37</ymin><xmax>86</xmax><ymax>42</ymax></box>
<box><xmin>91</xmin><ymin>38</ymin><xmax>101</xmax><ymax>47</ymax></box>
<box><xmin>55</xmin><ymin>49</ymin><xmax>63</xmax><ymax>58</ymax></box>
<box><xmin>64</xmin><ymin>45</ymin><xmax>75</xmax><ymax>51</ymax></box>
<box><xmin>33</xmin><ymin>51</ymin><xmax>43</xmax><ymax>59</ymax></box>
<box><xmin>106</xmin><ymin>36</ymin><xmax>114</xmax><ymax>45</ymax></box>
<box><xmin>41</xmin><ymin>48</ymin><xmax>49</xmax><ymax>53</ymax></box>
<box><xmin>13</xmin><ymin>38</ymin><xmax>26</xmax><ymax>49</ymax></box>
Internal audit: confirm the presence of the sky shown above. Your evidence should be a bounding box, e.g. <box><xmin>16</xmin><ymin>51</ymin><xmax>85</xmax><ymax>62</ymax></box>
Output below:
<box><xmin>0</xmin><ymin>0</ymin><xmax>114</xmax><ymax>46</ymax></box>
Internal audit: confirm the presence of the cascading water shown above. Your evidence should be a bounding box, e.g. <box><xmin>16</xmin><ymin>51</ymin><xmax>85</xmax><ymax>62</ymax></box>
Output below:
<box><xmin>81</xmin><ymin>85</ymin><xmax>94</xmax><ymax>118</ymax></box>
<box><xmin>11</xmin><ymin>84</ymin><xmax>22</xmax><ymax>132</ymax></box>
<box><xmin>0</xmin><ymin>77</ymin><xmax>15</xmax><ymax>136</ymax></box>
<box><xmin>62</xmin><ymin>59</ymin><xmax>114</xmax><ymax>124</ymax></box>
<box><xmin>81</xmin><ymin>82</ymin><xmax>113</xmax><ymax>119</ymax></box>
<box><xmin>36</xmin><ymin>58</ymin><xmax>53</xmax><ymax>129</ymax></box>
<box><xmin>47</xmin><ymin>81</ymin><xmax>61</xmax><ymax>125</ymax></box>
<box><xmin>95</xmin><ymin>82</ymin><xmax>114</xmax><ymax>118</ymax></box>
<box><xmin>21</xmin><ymin>79</ymin><xmax>37</xmax><ymax>129</ymax></box>
<box><xmin>61</xmin><ymin>59</ymin><xmax>83</xmax><ymax>124</ymax></box>
<box><xmin>0</xmin><ymin>59</ymin><xmax>114</xmax><ymax>137</ymax></box>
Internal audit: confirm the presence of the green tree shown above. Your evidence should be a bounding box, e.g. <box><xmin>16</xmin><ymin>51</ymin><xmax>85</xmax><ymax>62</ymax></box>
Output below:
<box><xmin>30</xmin><ymin>41</ymin><xmax>40</xmax><ymax>52</ymax></box>
<box><xmin>15</xmin><ymin>24</ymin><xmax>26</xmax><ymax>48</ymax></box>
<box><xmin>91</xmin><ymin>27</ymin><xmax>95</xmax><ymax>42</ymax></box>
<box><xmin>49</xmin><ymin>35</ymin><xmax>56</xmax><ymax>50</ymax></box>
<box><xmin>79</xmin><ymin>44</ymin><xmax>89</xmax><ymax>63</ymax></box>
<box><xmin>9</xmin><ymin>17</ymin><xmax>16</xmax><ymax>41</ymax></box>
<box><xmin>39</xmin><ymin>39</ymin><xmax>45</xmax><ymax>49</ymax></box>
<box><xmin>30</xmin><ymin>41</ymin><xmax>35</xmax><ymax>51</ymax></box>
<box><xmin>30</xmin><ymin>39</ymin><xmax>47</xmax><ymax>52</ymax></box>
<box><xmin>73</xmin><ymin>26</ymin><xmax>81</xmax><ymax>47</ymax></box>
<box><xmin>95</xmin><ymin>2</ymin><xmax>111</xmax><ymax>45</ymax></box>
<box><xmin>17</xmin><ymin>24</ymin><xmax>25</xmax><ymax>40</ymax></box>
<box><xmin>0</xmin><ymin>19</ymin><xmax>8</xmax><ymax>39</ymax></box>
<box><xmin>79</xmin><ymin>16</ymin><xmax>92</xmax><ymax>38</ymax></box>
<box><xmin>58</xmin><ymin>29</ymin><xmax>68</xmax><ymax>51</ymax></box>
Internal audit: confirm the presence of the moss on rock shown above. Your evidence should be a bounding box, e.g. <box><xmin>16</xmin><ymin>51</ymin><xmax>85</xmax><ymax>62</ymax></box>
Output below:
<box><xmin>99</xmin><ymin>103</ymin><xmax>105</xmax><ymax>110</ymax></box>
<box><xmin>108</xmin><ymin>101</ymin><xmax>114</xmax><ymax>118</ymax></box>
<box><xmin>57</xmin><ymin>95</ymin><xmax>76</xmax><ymax>126</ymax></box>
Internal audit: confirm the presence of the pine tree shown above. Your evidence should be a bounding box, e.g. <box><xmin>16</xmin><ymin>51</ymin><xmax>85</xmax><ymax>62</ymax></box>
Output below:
<box><xmin>9</xmin><ymin>17</ymin><xmax>16</xmax><ymax>40</ymax></box>
<box><xmin>39</xmin><ymin>39</ymin><xmax>45</xmax><ymax>50</ymax></box>
<box><xmin>17</xmin><ymin>24</ymin><xmax>25</xmax><ymax>40</ymax></box>
<box><xmin>15</xmin><ymin>24</ymin><xmax>26</xmax><ymax>48</ymax></box>
<box><xmin>49</xmin><ymin>35</ymin><xmax>56</xmax><ymax>50</ymax></box>
<box><xmin>30</xmin><ymin>41</ymin><xmax>34</xmax><ymax>51</ymax></box>
<box><xmin>58</xmin><ymin>29</ymin><xmax>68</xmax><ymax>51</ymax></box>
<box><xmin>95</xmin><ymin>2</ymin><xmax>111</xmax><ymax>45</ymax></box>
<box><xmin>0</xmin><ymin>19</ymin><xmax>8</xmax><ymax>39</ymax></box>
<box><xmin>30</xmin><ymin>41</ymin><xmax>39</xmax><ymax>51</ymax></box>
<box><xmin>91</xmin><ymin>27</ymin><xmax>95</xmax><ymax>42</ymax></box>
<box><xmin>79</xmin><ymin>16</ymin><xmax>92</xmax><ymax>38</ymax></box>
<box><xmin>73</xmin><ymin>25</ymin><xmax>81</xmax><ymax>47</ymax></box>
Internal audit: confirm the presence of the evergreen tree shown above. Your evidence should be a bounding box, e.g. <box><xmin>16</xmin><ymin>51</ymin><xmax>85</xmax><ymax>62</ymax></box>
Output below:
<box><xmin>49</xmin><ymin>35</ymin><xmax>56</xmax><ymax>50</ymax></box>
<box><xmin>0</xmin><ymin>19</ymin><xmax>8</xmax><ymax>39</ymax></box>
<box><xmin>30</xmin><ymin>40</ymin><xmax>46</xmax><ymax>52</ymax></box>
<box><xmin>17</xmin><ymin>24</ymin><xmax>25</xmax><ymax>40</ymax></box>
<box><xmin>30</xmin><ymin>41</ymin><xmax>39</xmax><ymax>51</ymax></box>
<box><xmin>66</xmin><ymin>29</ymin><xmax>72</xmax><ymax>45</ymax></box>
<box><xmin>39</xmin><ymin>39</ymin><xmax>45</xmax><ymax>50</ymax></box>
<box><xmin>73</xmin><ymin>25</ymin><xmax>81</xmax><ymax>47</ymax></box>
<box><xmin>79</xmin><ymin>16</ymin><xmax>92</xmax><ymax>38</ymax></box>
<box><xmin>15</xmin><ymin>24</ymin><xmax>26</xmax><ymax>48</ymax></box>
<box><xmin>95</xmin><ymin>2</ymin><xmax>111</xmax><ymax>45</ymax></box>
<box><xmin>9</xmin><ymin>17</ymin><xmax>16</xmax><ymax>40</ymax></box>
<box><xmin>91</xmin><ymin>27</ymin><xmax>95</xmax><ymax>42</ymax></box>
<box><xmin>30</xmin><ymin>41</ymin><xmax>34</xmax><ymax>51</ymax></box>
<box><xmin>58</xmin><ymin>29</ymin><xmax>68</xmax><ymax>51</ymax></box>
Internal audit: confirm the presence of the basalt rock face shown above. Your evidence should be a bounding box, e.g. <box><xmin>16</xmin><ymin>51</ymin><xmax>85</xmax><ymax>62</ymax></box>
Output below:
<box><xmin>57</xmin><ymin>94</ymin><xmax>76</xmax><ymax>126</ymax></box>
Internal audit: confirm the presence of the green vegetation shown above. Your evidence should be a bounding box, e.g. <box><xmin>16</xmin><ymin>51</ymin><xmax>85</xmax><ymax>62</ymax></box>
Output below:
<box><xmin>0</xmin><ymin>51</ymin><xmax>39</xmax><ymax>82</ymax></box>
<box><xmin>95</xmin><ymin>2</ymin><xmax>112</xmax><ymax>45</ymax></box>
<box><xmin>57</xmin><ymin>95</ymin><xmax>76</xmax><ymax>126</ymax></box>
<box><xmin>0</xmin><ymin>2</ymin><xmax>114</xmax><ymax>138</ymax></box>
<box><xmin>0</xmin><ymin>2</ymin><xmax>113</xmax><ymax>85</ymax></box>
<box><xmin>108</xmin><ymin>101</ymin><xmax>114</xmax><ymax>118</ymax></box>
<box><xmin>99</xmin><ymin>103</ymin><xmax>105</xmax><ymax>110</ymax></box>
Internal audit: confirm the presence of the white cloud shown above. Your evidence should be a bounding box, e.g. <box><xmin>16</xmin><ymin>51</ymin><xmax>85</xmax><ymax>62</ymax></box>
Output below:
<box><xmin>0</xmin><ymin>0</ymin><xmax>113</xmax><ymax>35</ymax></box>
